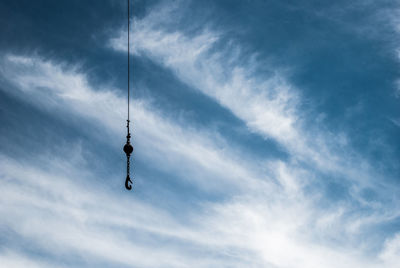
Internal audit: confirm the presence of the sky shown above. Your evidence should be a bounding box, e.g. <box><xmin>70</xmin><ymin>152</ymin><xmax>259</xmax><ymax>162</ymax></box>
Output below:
<box><xmin>0</xmin><ymin>0</ymin><xmax>399</xmax><ymax>267</ymax></box>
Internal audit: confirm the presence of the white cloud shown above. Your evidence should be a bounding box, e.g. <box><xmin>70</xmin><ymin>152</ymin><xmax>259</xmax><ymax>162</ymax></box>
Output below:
<box><xmin>108</xmin><ymin>2</ymin><xmax>392</xmax><ymax>197</ymax></box>
<box><xmin>0</xmin><ymin>151</ymin><xmax>384</xmax><ymax>268</ymax></box>
<box><xmin>0</xmin><ymin>49</ymin><xmax>398</xmax><ymax>267</ymax></box>
<box><xmin>379</xmin><ymin>234</ymin><xmax>400</xmax><ymax>268</ymax></box>
<box><xmin>0</xmin><ymin>154</ymin><xmax>232</xmax><ymax>267</ymax></box>
<box><xmin>1</xmin><ymin>54</ymin><xmax>275</xmax><ymax>194</ymax></box>
<box><xmin>109</xmin><ymin>0</ymin><xmax>400</xmax><ymax>231</ymax></box>
<box><xmin>0</xmin><ymin>250</ymin><xmax>58</xmax><ymax>268</ymax></box>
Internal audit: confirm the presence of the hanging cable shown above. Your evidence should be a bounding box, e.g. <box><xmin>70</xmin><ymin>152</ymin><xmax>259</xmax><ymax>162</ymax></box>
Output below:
<box><xmin>127</xmin><ymin>0</ymin><xmax>130</xmax><ymax>124</ymax></box>
<box><xmin>123</xmin><ymin>0</ymin><xmax>133</xmax><ymax>191</ymax></box>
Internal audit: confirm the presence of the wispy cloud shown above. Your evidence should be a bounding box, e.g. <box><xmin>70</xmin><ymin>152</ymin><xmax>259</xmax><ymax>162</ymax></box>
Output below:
<box><xmin>1</xmin><ymin>54</ymin><xmax>275</xmax><ymax>194</ymax></box>
<box><xmin>110</xmin><ymin>1</ymin><xmax>393</xmax><ymax>192</ymax></box>
<box><xmin>0</xmin><ymin>1</ymin><xmax>399</xmax><ymax>266</ymax></box>
<box><xmin>112</xmin><ymin>0</ymin><xmax>399</xmax><ymax>211</ymax></box>
<box><xmin>0</xmin><ymin>50</ymin><xmax>397</xmax><ymax>268</ymax></box>
<box><xmin>108</xmin><ymin>1</ymin><xmax>400</xmax><ymax>266</ymax></box>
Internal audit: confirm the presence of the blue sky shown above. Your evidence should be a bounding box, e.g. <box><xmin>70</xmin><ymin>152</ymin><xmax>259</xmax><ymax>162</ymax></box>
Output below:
<box><xmin>0</xmin><ymin>0</ymin><xmax>399</xmax><ymax>267</ymax></box>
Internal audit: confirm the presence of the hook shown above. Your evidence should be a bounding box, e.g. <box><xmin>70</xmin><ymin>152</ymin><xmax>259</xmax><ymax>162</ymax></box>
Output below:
<box><xmin>123</xmin><ymin>139</ymin><xmax>134</xmax><ymax>191</ymax></box>
<box><xmin>125</xmin><ymin>175</ymin><xmax>132</xmax><ymax>190</ymax></box>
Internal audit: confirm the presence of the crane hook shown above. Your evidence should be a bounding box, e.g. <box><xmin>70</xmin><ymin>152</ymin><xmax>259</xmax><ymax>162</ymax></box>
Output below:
<box><xmin>125</xmin><ymin>175</ymin><xmax>133</xmax><ymax>190</ymax></box>
<box><xmin>123</xmin><ymin>128</ymin><xmax>134</xmax><ymax>191</ymax></box>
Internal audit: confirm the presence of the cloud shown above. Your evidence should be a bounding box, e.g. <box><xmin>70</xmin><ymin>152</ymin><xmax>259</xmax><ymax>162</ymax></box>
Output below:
<box><xmin>379</xmin><ymin>234</ymin><xmax>400</xmax><ymax>268</ymax></box>
<box><xmin>0</xmin><ymin>2</ymin><xmax>399</xmax><ymax>264</ymax></box>
<box><xmin>0</xmin><ymin>150</ymin><xmax>378</xmax><ymax>268</ymax></box>
<box><xmin>0</xmin><ymin>154</ymin><xmax>233</xmax><ymax>268</ymax></box>
<box><xmin>110</xmin><ymin>2</ymin><xmax>400</xmax><ymax>266</ymax></box>
<box><xmin>111</xmin><ymin>0</ymin><xmax>400</xmax><ymax>214</ymax></box>
<box><xmin>1</xmin><ymin>54</ymin><xmax>276</xmax><ymax>195</ymax></box>
<box><xmin>109</xmin><ymin>1</ymin><xmax>394</xmax><ymax>196</ymax></box>
<box><xmin>0</xmin><ymin>250</ymin><xmax>56</xmax><ymax>268</ymax></box>
<box><xmin>0</xmin><ymin>50</ymin><xmax>398</xmax><ymax>267</ymax></box>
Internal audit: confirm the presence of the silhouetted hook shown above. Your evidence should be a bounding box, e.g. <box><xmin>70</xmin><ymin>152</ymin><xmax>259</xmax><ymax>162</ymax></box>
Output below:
<box><xmin>123</xmin><ymin>139</ymin><xmax>134</xmax><ymax>191</ymax></box>
<box><xmin>125</xmin><ymin>175</ymin><xmax>133</xmax><ymax>190</ymax></box>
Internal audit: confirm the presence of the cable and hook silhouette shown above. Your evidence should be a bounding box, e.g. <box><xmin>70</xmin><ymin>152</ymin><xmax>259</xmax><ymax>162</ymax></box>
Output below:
<box><xmin>123</xmin><ymin>0</ymin><xmax>133</xmax><ymax>191</ymax></box>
